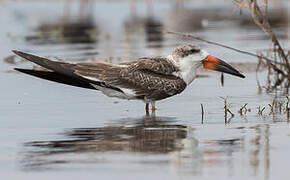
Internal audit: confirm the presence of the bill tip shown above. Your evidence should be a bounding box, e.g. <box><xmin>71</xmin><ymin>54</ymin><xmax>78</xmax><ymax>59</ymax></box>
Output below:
<box><xmin>239</xmin><ymin>74</ymin><xmax>246</xmax><ymax>78</ymax></box>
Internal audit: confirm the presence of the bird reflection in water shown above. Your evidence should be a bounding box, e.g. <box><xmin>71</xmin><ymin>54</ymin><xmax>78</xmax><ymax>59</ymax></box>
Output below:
<box><xmin>20</xmin><ymin>117</ymin><xmax>269</xmax><ymax>179</ymax></box>
<box><xmin>20</xmin><ymin>115</ymin><xmax>189</xmax><ymax>170</ymax></box>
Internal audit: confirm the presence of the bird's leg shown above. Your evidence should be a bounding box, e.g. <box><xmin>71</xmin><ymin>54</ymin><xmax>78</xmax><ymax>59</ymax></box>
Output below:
<box><xmin>152</xmin><ymin>106</ymin><xmax>156</xmax><ymax>112</ymax></box>
<box><xmin>151</xmin><ymin>101</ymin><xmax>156</xmax><ymax>112</ymax></box>
<box><xmin>145</xmin><ymin>103</ymin><xmax>149</xmax><ymax>115</ymax></box>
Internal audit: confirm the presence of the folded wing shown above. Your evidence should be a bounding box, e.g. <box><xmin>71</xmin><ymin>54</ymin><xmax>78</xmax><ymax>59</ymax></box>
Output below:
<box><xmin>74</xmin><ymin>57</ymin><xmax>187</xmax><ymax>100</ymax></box>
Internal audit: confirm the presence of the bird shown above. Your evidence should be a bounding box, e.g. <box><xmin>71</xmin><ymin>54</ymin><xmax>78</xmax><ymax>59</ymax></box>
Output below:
<box><xmin>12</xmin><ymin>44</ymin><xmax>245</xmax><ymax>113</ymax></box>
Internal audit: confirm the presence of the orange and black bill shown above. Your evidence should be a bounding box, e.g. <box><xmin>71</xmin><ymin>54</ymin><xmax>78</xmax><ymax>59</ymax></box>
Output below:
<box><xmin>202</xmin><ymin>55</ymin><xmax>245</xmax><ymax>78</ymax></box>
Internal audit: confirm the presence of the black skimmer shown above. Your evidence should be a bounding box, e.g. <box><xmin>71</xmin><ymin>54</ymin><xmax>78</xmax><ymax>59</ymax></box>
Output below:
<box><xmin>13</xmin><ymin>44</ymin><xmax>245</xmax><ymax>113</ymax></box>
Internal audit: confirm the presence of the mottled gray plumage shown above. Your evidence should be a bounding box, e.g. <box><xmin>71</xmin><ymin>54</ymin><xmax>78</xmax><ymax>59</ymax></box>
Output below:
<box><xmin>13</xmin><ymin>51</ymin><xmax>187</xmax><ymax>101</ymax></box>
<box><xmin>172</xmin><ymin>44</ymin><xmax>200</xmax><ymax>58</ymax></box>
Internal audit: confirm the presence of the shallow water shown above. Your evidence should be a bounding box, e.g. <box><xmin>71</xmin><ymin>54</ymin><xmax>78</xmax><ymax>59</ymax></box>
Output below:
<box><xmin>0</xmin><ymin>0</ymin><xmax>290</xmax><ymax>180</ymax></box>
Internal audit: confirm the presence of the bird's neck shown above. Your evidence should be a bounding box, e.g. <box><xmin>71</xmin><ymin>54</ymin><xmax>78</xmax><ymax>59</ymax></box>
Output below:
<box><xmin>167</xmin><ymin>55</ymin><xmax>200</xmax><ymax>85</ymax></box>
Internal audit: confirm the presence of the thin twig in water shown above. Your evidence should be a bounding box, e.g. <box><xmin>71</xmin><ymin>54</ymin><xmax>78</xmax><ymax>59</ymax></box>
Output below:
<box><xmin>258</xmin><ymin>106</ymin><xmax>266</xmax><ymax>115</ymax></box>
<box><xmin>278</xmin><ymin>101</ymin><xmax>283</xmax><ymax>114</ymax></box>
<box><xmin>256</xmin><ymin>51</ymin><xmax>263</xmax><ymax>94</ymax></box>
<box><xmin>220</xmin><ymin>97</ymin><xmax>234</xmax><ymax>123</ymax></box>
<box><xmin>201</xmin><ymin>103</ymin><xmax>204</xmax><ymax>124</ymax></box>
<box><xmin>227</xmin><ymin>109</ymin><xmax>235</xmax><ymax>118</ymax></box>
<box><xmin>286</xmin><ymin>96</ymin><xmax>289</xmax><ymax>121</ymax></box>
<box><xmin>221</xmin><ymin>73</ymin><xmax>224</xmax><ymax>86</ymax></box>
<box><xmin>268</xmin><ymin>104</ymin><xmax>274</xmax><ymax>115</ymax></box>
<box><xmin>238</xmin><ymin>103</ymin><xmax>248</xmax><ymax>115</ymax></box>
<box><xmin>272</xmin><ymin>98</ymin><xmax>277</xmax><ymax>110</ymax></box>
<box><xmin>223</xmin><ymin>98</ymin><xmax>228</xmax><ymax>123</ymax></box>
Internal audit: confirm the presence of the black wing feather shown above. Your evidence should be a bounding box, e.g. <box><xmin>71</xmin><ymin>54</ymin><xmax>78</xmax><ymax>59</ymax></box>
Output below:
<box><xmin>12</xmin><ymin>50</ymin><xmax>123</xmax><ymax>92</ymax></box>
<box><xmin>14</xmin><ymin>68</ymin><xmax>97</xmax><ymax>90</ymax></box>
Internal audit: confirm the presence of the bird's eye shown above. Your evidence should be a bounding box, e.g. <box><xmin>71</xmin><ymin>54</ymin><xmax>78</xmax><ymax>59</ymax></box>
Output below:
<box><xmin>190</xmin><ymin>49</ymin><xmax>200</xmax><ymax>54</ymax></box>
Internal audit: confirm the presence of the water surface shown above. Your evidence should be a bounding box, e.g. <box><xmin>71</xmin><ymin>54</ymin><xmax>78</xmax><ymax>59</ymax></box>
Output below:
<box><xmin>0</xmin><ymin>0</ymin><xmax>290</xmax><ymax>180</ymax></box>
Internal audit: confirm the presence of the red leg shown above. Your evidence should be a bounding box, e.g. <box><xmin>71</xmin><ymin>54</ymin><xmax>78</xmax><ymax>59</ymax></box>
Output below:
<box><xmin>145</xmin><ymin>103</ymin><xmax>149</xmax><ymax>114</ymax></box>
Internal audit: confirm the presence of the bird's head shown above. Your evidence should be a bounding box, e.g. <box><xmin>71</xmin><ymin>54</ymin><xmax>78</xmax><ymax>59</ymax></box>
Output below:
<box><xmin>170</xmin><ymin>44</ymin><xmax>245</xmax><ymax>84</ymax></box>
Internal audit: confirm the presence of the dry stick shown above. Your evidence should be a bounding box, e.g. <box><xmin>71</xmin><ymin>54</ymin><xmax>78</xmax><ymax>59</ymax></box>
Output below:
<box><xmin>227</xmin><ymin>109</ymin><xmax>235</xmax><ymax>117</ymax></box>
<box><xmin>268</xmin><ymin>104</ymin><xmax>274</xmax><ymax>115</ymax></box>
<box><xmin>233</xmin><ymin>0</ymin><xmax>288</xmax><ymax>64</ymax></box>
<box><xmin>243</xmin><ymin>103</ymin><xmax>251</xmax><ymax>114</ymax></box>
<box><xmin>287</xmin><ymin>51</ymin><xmax>290</xmax><ymax>59</ymax></box>
<box><xmin>256</xmin><ymin>52</ymin><xmax>263</xmax><ymax>94</ymax></box>
<box><xmin>221</xmin><ymin>73</ymin><xmax>224</xmax><ymax>87</ymax></box>
<box><xmin>249</xmin><ymin>0</ymin><xmax>289</xmax><ymax>67</ymax></box>
<box><xmin>166</xmin><ymin>31</ymin><xmax>285</xmax><ymax>77</ymax></box>
<box><xmin>239</xmin><ymin>103</ymin><xmax>248</xmax><ymax>115</ymax></box>
<box><xmin>201</xmin><ymin>103</ymin><xmax>204</xmax><ymax>124</ymax></box>
<box><xmin>286</xmin><ymin>96</ymin><xmax>289</xmax><ymax>121</ymax></box>
<box><xmin>222</xmin><ymin>98</ymin><xmax>228</xmax><ymax>123</ymax></box>
<box><xmin>278</xmin><ymin>101</ymin><xmax>283</xmax><ymax>114</ymax></box>
<box><xmin>272</xmin><ymin>98</ymin><xmax>277</xmax><ymax>110</ymax></box>
<box><xmin>268</xmin><ymin>98</ymin><xmax>278</xmax><ymax>115</ymax></box>
<box><xmin>261</xmin><ymin>107</ymin><xmax>266</xmax><ymax>115</ymax></box>
<box><xmin>258</xmin><ymin>106</ymin><xmax>266</xmax><ymax>115</ymax></box>
<box><xmin>236</xmin><ymin>0</ymin><xmax>289</xmax><ymax>74</ymax></box>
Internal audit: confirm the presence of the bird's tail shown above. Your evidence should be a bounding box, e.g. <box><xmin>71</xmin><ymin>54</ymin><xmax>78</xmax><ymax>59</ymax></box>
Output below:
<box><xmin>12</xmin><ymin>50</ymin><xmax>75</xmax><ymax>76</ymax></box>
